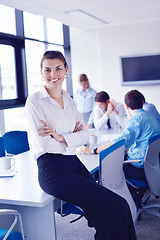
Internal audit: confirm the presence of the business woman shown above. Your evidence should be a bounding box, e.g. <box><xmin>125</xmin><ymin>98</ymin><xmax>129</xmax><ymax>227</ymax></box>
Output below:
<box><xmin>25</xmin><ymin>50</ymin><xmax>137</xmax><ymax>240</ymax></box>
<box><xmin>74</xmin><ymin>73</ymin><xmax>97</xmax><ymax>128</ymax></box>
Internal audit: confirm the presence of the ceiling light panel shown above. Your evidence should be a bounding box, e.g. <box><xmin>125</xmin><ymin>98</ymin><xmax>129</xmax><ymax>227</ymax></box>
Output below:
<box><xmin>64</xmin><ymin>9</ymin><xmax>108</xmax><ymax>26</ymax></box>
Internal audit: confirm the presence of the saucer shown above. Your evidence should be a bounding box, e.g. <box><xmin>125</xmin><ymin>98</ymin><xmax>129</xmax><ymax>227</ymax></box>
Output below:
<box><xmin>0</xmin><ymin>168</ymin><xmax>17</xmax><ymax>177</ymax></box>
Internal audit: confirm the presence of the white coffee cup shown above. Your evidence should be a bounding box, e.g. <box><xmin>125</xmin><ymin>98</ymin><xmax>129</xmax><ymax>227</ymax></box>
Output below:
<box><xmin>0</xmin><ymin>156</ymin><xmax>15</xmax><ymax>170</ymax></box>
<box><xmin>90</xmin><ymin>135</ymin><xmax>97</xmax><ymax>147</ymax></box>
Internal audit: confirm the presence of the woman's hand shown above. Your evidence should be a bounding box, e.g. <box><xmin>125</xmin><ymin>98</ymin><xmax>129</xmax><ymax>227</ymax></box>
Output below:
<box><xmin>73</xmin><ymin>121</ymin><xmax>83</xmax><ymax>133</ymax></box>
<box><xmin>87</xmin><ymin>124</ymin><xmax>92</xmax><ymax>129</ymax></box>
<box><xmin>37</xmin><ymin>120</ymin><xmax>66</xmax><ymax>143</ymax></box>
<box><xmin>78</xmin><ymin>146</ymin><xmax>94</xmax><ymax>155</ymax></box>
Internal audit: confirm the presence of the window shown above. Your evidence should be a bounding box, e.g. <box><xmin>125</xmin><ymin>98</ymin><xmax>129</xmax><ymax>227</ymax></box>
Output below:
<box><xmin>23</xmin><ymin>12</ymin><xmax>44</xmax><ymax>40</ymax></box>
<box><xmin>0</xmin><ymin>4</ymin><xmax>16</xmax><ymax>35</ymax></box>
<box><xmin>4</xmin><ymin>107</ymin><xmax>27</xmax><ymax>132</ymax></box>
<box><xmin>0</xmin><ymin>44</ymin><xmax>17</xmax><ymax>99</ymax></box>
<box><xmin>25</xmin><ymin>40</ymin><xmax>45</xmax><ymax>94</ymax></box>
<box><xmin>47</xmin><ymin>18</ymin><xmax>64</xmax><ymax>45</ymax></box>
<box><xmin>0</xmin><ymin>34</ymin><xmax>27</xmax><ymax>110</ymax></box>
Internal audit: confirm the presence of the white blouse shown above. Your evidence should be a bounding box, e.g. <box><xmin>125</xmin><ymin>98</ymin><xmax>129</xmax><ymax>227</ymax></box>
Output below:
<box><xmin>25</xmin><ymin>87</ymin><xmax>90</xmax><ymax>159</ymax></box>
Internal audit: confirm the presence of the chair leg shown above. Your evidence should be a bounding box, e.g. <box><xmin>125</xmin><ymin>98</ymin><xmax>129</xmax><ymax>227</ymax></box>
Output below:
<box><xmin>137</xmin><ymin>213</ymin><xmax>142</xmax><ymax>221</ymax></box>
<box><xmin>141</xmin><ymin>191</ymin><xmax>151</xmax><ymax>205</ymax></box>
<box><xmin>70</xmin><ymin>215</ymin><xmax>84</xmax><ymax>223</ymax></box>
<box><xmin>127</xmin><ymin>184</ymin><xmax>145</xmax><ymax>218</ymax></box>
<box><xmin>135</xmin><ymin>208</ymin><xmax>142</xmax><ymax>222</ymax></box>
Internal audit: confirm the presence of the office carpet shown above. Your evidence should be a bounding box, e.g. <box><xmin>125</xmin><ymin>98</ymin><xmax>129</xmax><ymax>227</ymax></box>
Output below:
<box><xmin>55</xmin><ymin>195</ymin><xmax>160</xmax><ymax>240</ymax></box>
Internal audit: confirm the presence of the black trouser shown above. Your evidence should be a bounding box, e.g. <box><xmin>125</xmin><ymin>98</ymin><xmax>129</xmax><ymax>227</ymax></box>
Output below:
<box><xmin>37</xmin><ymin>153</ymin><xmax>137</xmax><ymax>240</ymax></box>
<box><xmin>123</xmin><ymin>163</ymin><xmax>147</xmax><ymax>211</ymax></box>
<box><xmin>123</xmin><ymin>163</ymin><xmax>147</xmax><ymax>181</ymax></box>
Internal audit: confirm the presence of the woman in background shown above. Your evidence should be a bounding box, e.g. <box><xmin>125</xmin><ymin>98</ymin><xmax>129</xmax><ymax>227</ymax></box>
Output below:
<box><xmin>74</xmin><ymin>73</ymin><xmax>96</xmax><ymax>128</ymax></box>
<box><xmin>25</xmin><ymin>50</ymin><xmax>137</xmax><ymax>240</ymax></box>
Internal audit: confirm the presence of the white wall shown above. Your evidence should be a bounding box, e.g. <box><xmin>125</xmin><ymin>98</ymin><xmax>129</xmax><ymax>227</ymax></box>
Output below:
<box><xmin>70</xmin><ymin>19</ymin><xmax>160</xmax><ymax>111</ymax></box>
<box><xmin>70</xmin><ymin>27</ymin><xmax>102</xmax><ymax>95</ymax></box>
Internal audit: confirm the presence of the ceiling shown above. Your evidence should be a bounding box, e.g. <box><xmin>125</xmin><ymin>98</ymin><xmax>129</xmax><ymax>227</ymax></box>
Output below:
<box><xmin>1</xmin><ymin>0</ymin><xmax>160</xmax><ymax>29</ymax></box>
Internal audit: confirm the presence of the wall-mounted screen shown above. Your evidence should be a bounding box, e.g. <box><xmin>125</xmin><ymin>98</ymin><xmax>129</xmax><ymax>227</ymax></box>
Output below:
<box><xmin>121</xmin><ymin>54</ymin><xmax>160</xmax><ymax>86</ymax></box>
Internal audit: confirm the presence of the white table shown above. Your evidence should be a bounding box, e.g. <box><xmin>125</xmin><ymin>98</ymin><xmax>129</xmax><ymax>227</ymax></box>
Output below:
<box><xmin>77</xmin><ymin>128</ymin><xmax>122</xmax><ymax>174</ymax></box>
<box><xmin>89</xmin><ymin>128</ymin><xmax>122</xmax><ymax>145</ymax></box>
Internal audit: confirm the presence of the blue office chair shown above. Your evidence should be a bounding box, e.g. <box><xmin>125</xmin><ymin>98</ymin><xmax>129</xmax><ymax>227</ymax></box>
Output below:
<box><xmin>57</xmin><ymin>201</ymin><xmax>85</xmax><ymax>223</ymax></box>
<box><xmin>2</xmin><ymin>131</ymin><xmax>30</xmax><ymax>155</ymax></box>
<box><xmin>99</xmin><ymin>139</ymin><xmax>137</xmax><ymax>223</ymax></box>
<box><xmin>0</xmin><ymin>209</ymin><xmax>25</xmax><ymax>240</ymax></box>
<box><xmin>125</xmin><ymin>132</ymin><xmax>160</xmax><ymax>220</ymax></box>
<box><xmin>0</xmin><ymin>137</ymin><xmax>5</xmax><ymax>157</ymax></box>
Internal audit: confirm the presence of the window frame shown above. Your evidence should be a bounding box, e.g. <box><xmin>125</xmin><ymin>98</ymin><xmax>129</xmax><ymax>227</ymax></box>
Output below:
<box><xmin>0</xmin><ymin>32</ymin><xmax>28</xmax><ymax>110</ymax></box>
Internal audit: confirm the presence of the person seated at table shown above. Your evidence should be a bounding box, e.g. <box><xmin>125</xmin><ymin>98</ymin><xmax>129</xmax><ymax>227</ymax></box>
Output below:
<box><xmin>25</xmin><ymin>51</ymin><xmax>137</xmax><ymax>240</ymax></box>
<box><xmin>139</xmin><ymin>91</ymin><xmax>160</xmax><ymax>127</ymax></box>
<box><xmin>80</xmin><ymin>90</ymin><xmax>160</xmax><ymax>182</ymax></box>
<box><xmin>74</xmin><ymin>73</ymin><xmax>97</xmax><ymax>128</ymax></box>
<box><xmin>93</xmin><ymin>91</ymin><xmax>126</xmax><ymax>130</ymax></box>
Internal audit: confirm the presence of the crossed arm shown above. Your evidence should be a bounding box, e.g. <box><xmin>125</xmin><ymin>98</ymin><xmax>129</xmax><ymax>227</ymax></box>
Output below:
<box><xmin>37</xmin><ymin>120</ymin><xmax>83</xmax><ymax>143</ymax></box>
<box><xmin>37</xmin><ymin>119</ymin><xmax>114</xmax><ymax>154</ymax></box>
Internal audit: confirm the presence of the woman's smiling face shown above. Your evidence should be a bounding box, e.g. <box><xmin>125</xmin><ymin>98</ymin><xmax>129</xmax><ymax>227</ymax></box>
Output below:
<box><xmin>41</xmin><ymin>58</ymin><xmax>68</xmax><ymax>89</ymax></box>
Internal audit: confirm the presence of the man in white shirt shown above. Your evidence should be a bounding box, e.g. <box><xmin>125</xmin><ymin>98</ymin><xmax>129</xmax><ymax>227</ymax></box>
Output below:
<box><xmin>93</xmin><ymin>91</ymin><xmax>126</xmax><ymax>130</ymax></box>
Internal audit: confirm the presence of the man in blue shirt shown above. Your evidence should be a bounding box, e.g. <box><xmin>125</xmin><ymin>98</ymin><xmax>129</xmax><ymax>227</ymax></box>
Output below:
<box><xmin>139</xmin><ymin>92</ymin><xmax>160</xmax><ymax>127</ymax></box>
<box><xmin>112</xmin><ymin>90</ymin><xmax>160</xmax><ymax>181</ymax></box>
<box><xmin>80</xmin><ymin>90</ymin><xmax>160</xmax><ymax>181</ymax></box>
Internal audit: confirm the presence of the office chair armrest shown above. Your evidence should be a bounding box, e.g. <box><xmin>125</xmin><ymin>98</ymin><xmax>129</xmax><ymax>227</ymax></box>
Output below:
<box><xmin>0</xmin><ymin>209</ymin><xmax>19</xmax><ymax>216</ymax></box>
<box><xmin>123</xmin><ymin>159</ymin><xmax>142</xmax><ymax>164</ymax></box>
<box><xmin>0</xmin><ymin>209</ymin><xmax>25</xmax><ymax>240</ymax></box>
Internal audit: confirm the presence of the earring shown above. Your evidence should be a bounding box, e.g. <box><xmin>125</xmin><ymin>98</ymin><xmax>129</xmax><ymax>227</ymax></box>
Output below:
<box><xmin>65</xmin><ymin>74</ymin><xmax>68</xmax><ymax>79</ymax></box>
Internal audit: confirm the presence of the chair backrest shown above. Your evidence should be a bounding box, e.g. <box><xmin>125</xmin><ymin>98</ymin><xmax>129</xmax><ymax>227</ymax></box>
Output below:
<box><xmin>144</xmin><ymin>132</ymin><xmax>160</xmax><ymax>196</ymax></box>
<box><xmin>99</xmin><ymin>139</ymin><xmax>125</xmax><ymax>187</ymax></box>
<box><xmin>99</xmin><ymin>139</ymin><xmax>137</xmax><ymax>222</ymax></box>
<box><xmin>3</xmin><ymin>131</ymin><xmax>30</xmax><ymax>155</ymax></box>
<box><xmin>0</xmin><ymin>137</ymin><xmax>5</xmax><ymax>157</ymax></box>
